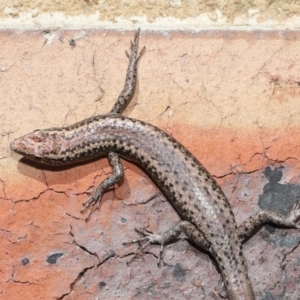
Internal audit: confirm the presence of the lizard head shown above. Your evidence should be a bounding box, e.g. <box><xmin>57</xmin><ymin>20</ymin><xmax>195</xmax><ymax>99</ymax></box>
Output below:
<box><xmin>10</xmin><ymin>129</ymin><xmax>64</xmax><ymax>165</ymax></box>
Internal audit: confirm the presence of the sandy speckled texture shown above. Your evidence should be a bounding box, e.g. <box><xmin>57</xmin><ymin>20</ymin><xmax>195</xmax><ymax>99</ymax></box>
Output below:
<box><xmin>1</xmin><ymin>30</ymin><xmax>300</xmax><ymax>299</ymax></box>
<box><xmin>1</xmin><ymin>0</ymin><xmax>300</xmax><ymax>25</ymax></box>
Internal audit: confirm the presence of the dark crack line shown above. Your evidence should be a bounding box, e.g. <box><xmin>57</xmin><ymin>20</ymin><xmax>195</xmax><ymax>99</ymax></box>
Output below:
<box><xmin>0</xmin><ymin>178</ymin><xmax>7</xmax><ymax>199</ymax></box>
<box><xmin>12</xmin><ymin>280</ymin><xmax>38</xmax><ymax>285</ymax></box>
<box><xmin>122</xmin><ymin>193</ymin><xmax>160</xmax><ymax>206</ymax></box>
<box><xmin>69</xmin><ymin>225</ymin><xmax>99</xmax><ymax>263</ymax></box>
<box><xmin>65</xmin><ymin>212</ymin><xmax>82</xmax><ymax>220</ymax></box>
<box><xmin>267</xmin><ymin>156</ymin><xmax>299</xmax><ymax>164</ymax></box>
<box><xmin>13</xmin><ymin>187</ymin><xmax>69</xmax><ymax>207</ymax></box>
<box><xmin>96</xmin><ymin>250</ymin><xmax>116</xmax><ymax>268</ymax></box>
<box><xmin>56</xmin><ymin>226</ymin><xmax>105</xmax><ymax>299</ymax></box>
<box><xmin>56</xmin><ymin>265</ymin><xmax>94</xmax><ymax>300</ymax></box>
<box><xmin>13</xmin><ymin>188</ymin><xmax>49</xmax><ymax>204</ymax></box>
<box><xmin>58</xmin><ymin>250</ymin><xmax>117</xmax><ymax>298</ymax></box>
<box><xmin>268</xmin><ymin>238</ymin><xmax>300</xmax><ymax>294</ymax></box>
<box><xmin>41</xmin><ymin>170</ymin><xmax>49</xmax><ymax>189</ymax></box>
<box><xmin>213</xmin><ymin>171</ymin><xmax>234</xmax><ymax>179</ymax></box>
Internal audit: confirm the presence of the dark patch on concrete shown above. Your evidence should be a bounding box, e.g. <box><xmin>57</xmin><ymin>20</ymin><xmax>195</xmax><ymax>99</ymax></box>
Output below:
<box><xmin>259</xmin><ymin>166</ymin><xmax>300</xmax><ymax>242</ymax></box>
<box><xmin>172</xmin><ymin>263</ymin><xmax>186</xmax><ymax>282</ymax></box>
<box><xmin>277</xmin><ymin>234</ymin><xmax>300</xmax><ymax>248</ymax></box>
<box><xmin>99</xmin><ymin>281</ymin><xmax>107</xmax><ymax>289</ymax></box>
<box><xmin>260</xmin><ymin>290</ymin><xmax>285</xmax><ymax>300</ymax></box>
<box><xmin>259</xmin><ymin>166</ymin><xmax>300</xmax><ymax>215</ymax></box>
<box><xmin>136</xmin><ymin>282</ymin><xmax>159</xmax><ymax>296</ymax></box>
<box><xmin>136</xmin><ymin>281</ymin><xmax>171</xmax><ymax>296</ymax></box>
<box><xmin>69</xmin><ymin>39</ymin><xmax>76</xmax><ymax>46</ymax></box>
<box><xmin>161</xmin><ymin>282</ymin><xmax>171</xmax><ymax>289</ymax></box>
<box><xmin>22</xmin><ymin>258</ymin><xmax>30</xmax><ymax>266</ymax></box>
<box><xmin>147</xmin><ymin>282</ymin><xmax>159</xmax><ymax>296</ymax></box>
<box><xmin>46</xmin><ymin>253</ymin><xmax>64</xmax><ymax>264</ymax></box>
<box><xmin>261</xmin><ymin>231</ymin><xmax>300</xmax><ymax>248</ymax></box>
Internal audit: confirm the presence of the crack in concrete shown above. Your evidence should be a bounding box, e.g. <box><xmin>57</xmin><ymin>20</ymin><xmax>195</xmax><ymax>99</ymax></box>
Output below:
<box><xmin>251</xmin><ymin>45</ymin><xmax>284</xmax><ymax>83</ymax></box>
<box><xmin>0</xmin><ymin>178</ymin><xmax>7</xmax><ymax>199</ymax></box>
<box><xmin>12</xmin><ymin>279</ymin><xmax>38</xmax><ymax>285</ymax></box>
<box><xmin>69</xmin><ymin>225</ymin><xmax>99</xmax><ymax>264</ymax></box>
<box><xmin>56</xmin><ymin>265</ymin><xmax>94</xmax><ymax>300</ymax></box>
<box><xmin>267</xmin><ymin>240</ymin><xmax>300</xmax><ymax>299</ymax></box>
<box><xmin>11</xmin><ymin>187</ymin><xmax>69</xmax><ymax>211</ymax></box>
<box><xmin>12</xmin><ymin>188</ymin><xmax>49</xmax><ymax>204</ymax></box>
<box><xmin>122</xmin><ymin>193</ymin><xmax>160</xmax><ymax>206</ymax></box>
<box><xmin>0</xmin><ymin>228</ymin><xmax>27</xmax><ymax>244</ymax></box>
<box><xmin>65</xmin><ymin>212</ymin><xmax>82</xmax><ymax>220</ymax></box>
<box><xmin>90</xmin><ymin>49</ymin><xmax>105</xmax><ymax>103</ymax></box>
<box><xmin>96</xmin><ymin>250</ymin><xmax>116</xmax><ymax>268</ymax></box>
<box><xmin>57</xmin><ymin>226</ymin><xmax>117</xmax><ymax>299</ymax></box>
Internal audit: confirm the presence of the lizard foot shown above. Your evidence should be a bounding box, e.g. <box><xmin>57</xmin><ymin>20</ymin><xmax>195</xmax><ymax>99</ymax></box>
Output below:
<box><xmin>123</xmin><ymin>228</ymin><xmax>166</xmax><ymax>266</ymax></box>
<box><xmin>81</xmin><ymin>188</ymin><xmax>104</xmax><ymax>221</ymax></box>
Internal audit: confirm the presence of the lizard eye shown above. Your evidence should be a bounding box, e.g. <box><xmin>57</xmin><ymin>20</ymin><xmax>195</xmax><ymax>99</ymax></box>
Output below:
<box><xmin>32</xmin><ymin>131</ymin><xmax>48</xmax><ymax>142</ymax></box>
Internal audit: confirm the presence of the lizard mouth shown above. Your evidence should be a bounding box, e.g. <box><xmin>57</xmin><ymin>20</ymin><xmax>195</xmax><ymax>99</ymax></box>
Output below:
<box><xmin>10</xmin><ymin>138</ymin><xmax>29</xmax><ymax>155</ymax></box>
<box><xmin>10</xmin><ymin>137</ymin><xmax>42</xmax><ymax>159</ymax></box>
<box><xmin>9</xmin><ymin>139</ymin><xmax>17</xmax><ymax>152</ymax></box>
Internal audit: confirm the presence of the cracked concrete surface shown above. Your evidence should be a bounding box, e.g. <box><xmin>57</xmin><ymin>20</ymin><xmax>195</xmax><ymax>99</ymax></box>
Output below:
<box><xmin>1</xmin><ymin>29</ymin><xmax>300</xmax><ymax>299</ymax></box>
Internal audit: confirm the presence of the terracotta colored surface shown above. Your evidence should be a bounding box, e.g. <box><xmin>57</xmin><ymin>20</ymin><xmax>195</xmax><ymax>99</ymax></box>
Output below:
<box><xmin>1</xmin><ymin>30</ymin><xmax>300</xmax><ymax>299</ymax></box>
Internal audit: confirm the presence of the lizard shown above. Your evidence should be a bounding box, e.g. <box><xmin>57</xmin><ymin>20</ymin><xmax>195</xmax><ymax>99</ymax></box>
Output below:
<box><xmin>10</xmin><ymin>29</ymin><xmax>300</xmax><ymax>300</ymax></box>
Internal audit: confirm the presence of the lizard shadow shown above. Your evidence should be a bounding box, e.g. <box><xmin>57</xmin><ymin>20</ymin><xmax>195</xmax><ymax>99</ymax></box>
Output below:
<box><xmin>14</xmin><ymin>154</ymin><xmax>156</xmax><ymax>203</ymax></box>
<box><xmin>16</xmin><ymin>155</ymin><xmax>111</xmax><ymax>184</ymax></box>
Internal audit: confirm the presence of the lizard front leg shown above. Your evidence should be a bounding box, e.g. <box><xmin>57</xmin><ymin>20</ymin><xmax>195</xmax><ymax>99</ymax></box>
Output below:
<box><xmin>82</xmin><ymin>30</ymin><xmax>145</xmax><ymax>219</ymax></box>
<box><xmin>81</xmin><ymin>152</ymin><xmax>124</xmax><ymax>220</ymax></box>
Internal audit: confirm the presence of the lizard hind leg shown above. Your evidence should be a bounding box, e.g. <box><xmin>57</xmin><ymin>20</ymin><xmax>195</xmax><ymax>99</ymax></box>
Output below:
<box><xmin>238</xmin><ymin>202</ymin><xmax>300</xmax><ymax>242</ymax></box>
<box><xmin>123</xmin><ymin>228</ymin><xmax>167</xmax><ymax>266</ymax></box>
<box><xmin>123</xmin><ymin>221</ymin><xmax>210</xmax><ymax>266</ymax></box>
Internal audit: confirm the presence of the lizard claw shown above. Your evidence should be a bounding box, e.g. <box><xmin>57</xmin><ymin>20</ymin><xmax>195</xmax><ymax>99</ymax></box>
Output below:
<box><xmin>81</xmin><ymin>188</ymin><xmax>104</xmax><ymax>221</ymax></box>
<box><xmin>123</xmin><ymin>227</ymin><xmax>166</xmax><ymax>266</ymax></box>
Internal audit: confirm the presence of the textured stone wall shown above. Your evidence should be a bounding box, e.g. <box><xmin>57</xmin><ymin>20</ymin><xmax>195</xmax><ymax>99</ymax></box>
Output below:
<box><xmin>1</xmin><ymin>0</ymin><xmax>300</xmax><ymax>29</ymax></box>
